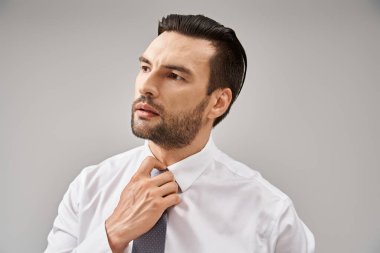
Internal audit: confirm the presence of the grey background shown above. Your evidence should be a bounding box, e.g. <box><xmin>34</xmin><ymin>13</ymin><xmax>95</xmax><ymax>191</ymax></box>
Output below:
<box><xmin>1</xmin><ymin>0</ymin><xmax>379</xmax><ymax>252</ymax></box>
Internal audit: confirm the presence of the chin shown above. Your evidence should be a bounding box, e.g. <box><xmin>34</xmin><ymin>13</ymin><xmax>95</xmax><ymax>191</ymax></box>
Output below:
<box><xmin>132</xmin><ymin>120</ymin><xmax>156</xmax><ymax>135</ymax></box>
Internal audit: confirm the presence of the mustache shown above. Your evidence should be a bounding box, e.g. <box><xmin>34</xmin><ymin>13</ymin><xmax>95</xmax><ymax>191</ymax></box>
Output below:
<box><xmin>132</xmin><ymin>96</ymin><xmax>164</xmax><ymax>114</ymax></box>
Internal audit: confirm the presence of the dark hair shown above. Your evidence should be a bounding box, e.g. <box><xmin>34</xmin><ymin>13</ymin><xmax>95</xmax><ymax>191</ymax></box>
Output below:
<box><xmin>158</xmin><ymin>14</ymin><xmax>247</xmax><ymax>127</ymax></box>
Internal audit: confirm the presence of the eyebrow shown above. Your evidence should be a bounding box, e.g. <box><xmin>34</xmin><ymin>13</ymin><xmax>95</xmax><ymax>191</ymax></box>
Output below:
<box><xmin>139</xmin><ymin>56</ymin><xmax>193</xmax><ymax>76</ymax></box>
<box><xmin>139</xmin><ymin>56</ymin><xmax>151</xmax><ymax>65</ymax></box>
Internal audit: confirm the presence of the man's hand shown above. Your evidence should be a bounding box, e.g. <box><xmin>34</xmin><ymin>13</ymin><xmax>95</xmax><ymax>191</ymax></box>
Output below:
<box><xmin>105</xmin><ymin>156</ymin><xmax>181</xmax><ymax>253</ymax></box>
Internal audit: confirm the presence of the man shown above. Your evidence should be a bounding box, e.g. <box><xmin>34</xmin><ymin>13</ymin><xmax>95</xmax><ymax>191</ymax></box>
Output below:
<box><xmin>45</xmin><ymin>14</ymin><xmax>315</xmax><ymax>253</ymax></box>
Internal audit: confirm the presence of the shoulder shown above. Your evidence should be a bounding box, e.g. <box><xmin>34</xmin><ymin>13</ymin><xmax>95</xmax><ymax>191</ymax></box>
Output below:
<box><xmin>213</xmin><ymin>148</ymin><xmax>289</xmax><ymax>202</ymax></box>
<box><xmin>73</xmin><ymin>145</ymin><xmax>146</xmax><ymax>189</ymax></box>
<box><xmin>212</xmin><ymin>148</ymin><xmax>315</xmax><ymax>248</ymax></box>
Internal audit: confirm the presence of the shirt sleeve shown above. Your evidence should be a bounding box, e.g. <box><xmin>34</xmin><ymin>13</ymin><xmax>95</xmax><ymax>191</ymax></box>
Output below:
<box><xmin>270</xmin><ymin>198</ymin><xmax>315</xmax><ymax>253</ymax></box>
<box><xmin>44</xmin><ymin>171</ymin><xmax>113</xmax><ymax>253</ymax></box>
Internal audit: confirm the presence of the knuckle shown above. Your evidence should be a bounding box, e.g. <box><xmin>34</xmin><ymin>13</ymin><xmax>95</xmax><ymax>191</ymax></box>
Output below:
<box><xmin>130</xmin><ymin>174</ymin><xmax>139</xmax><ymax>182</ymax></box>
<box><xmin>145</xmin><ymin>189</ymin><xmax>153</xmax><ymax>198</ymax></box>
<box><xmin>140</xmin><ymin>156</ymin><xmax>153</xmax><ymax>168</ymax></box>
<box><xmin>144</xmin><ymin>185</ymin><xmax>157</xmax><ymax>198</ymax></box>
<box><xmin>145</xmin><ymin>156</ymin><xmax>156</xmax><ymax>164</ymax></box>
<box><xmin>164</xmin><ymin>171</ymin><xmax>174</xmax><ymax>181</ymax></box>
<box><xmin>169</xmin><ymin>182</ymin><xmax>177</xmax><ymax>192</ymax></box>
<box><xmin>151</xmin><ymin>199</ymin><xmax>161</xmax><ymax>209</ymax></box>
<box><xmin>141</xmin><ymin>179</ymin><xmax>151</xmax><ymax>189</ymax></box>
<box><xmin>166</xmin><ymin>194</ymin><xmax>180</xmax><ymax>206</ymax></box>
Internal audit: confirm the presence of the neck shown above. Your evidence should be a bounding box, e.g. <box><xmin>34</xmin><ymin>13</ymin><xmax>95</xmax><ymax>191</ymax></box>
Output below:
<box><xmin>148</xmin><ymin>127</ymin><xmax>212</xmax><ymax>166</ymax></box>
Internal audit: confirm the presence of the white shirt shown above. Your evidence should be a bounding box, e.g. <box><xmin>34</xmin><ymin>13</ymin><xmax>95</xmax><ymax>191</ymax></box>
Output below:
<box><xmin>45</xmin><ymin>137</ymin><xmax>315</xmax><ymax>253</ymax></box>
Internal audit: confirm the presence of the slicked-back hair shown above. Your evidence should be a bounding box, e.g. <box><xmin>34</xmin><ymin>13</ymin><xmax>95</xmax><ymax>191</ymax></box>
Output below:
<box><xmin>158</xmin><ymin>14</ymin><xmax>247</xmax><ymax>127</ymax></box>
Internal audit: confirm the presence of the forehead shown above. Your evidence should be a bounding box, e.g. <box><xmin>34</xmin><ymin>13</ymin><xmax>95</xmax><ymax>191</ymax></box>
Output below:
<box><xmin>142</xmin><ymin>31</ymin><xmax>216</xmax><ymax>75</ymax></box>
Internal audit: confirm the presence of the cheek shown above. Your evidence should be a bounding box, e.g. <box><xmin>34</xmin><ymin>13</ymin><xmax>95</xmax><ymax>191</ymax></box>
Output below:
<box><xmin>170</xmin><ymin>94</ymin><xmax>200</xmax><ymax>112</ymax></box>
<box><xmin>134</xmin><ymin>87</ymin><xmax>140</xmax><ymax>99</ymax></box>
<box><xmin>134</xmin><ymin>74</ymin><xmax>143</xmax><ymax>98</ymax></box>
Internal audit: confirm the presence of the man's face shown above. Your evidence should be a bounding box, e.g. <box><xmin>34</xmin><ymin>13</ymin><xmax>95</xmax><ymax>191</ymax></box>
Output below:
<box><xmin>131</xmin><ymin>31</ymin><xmax>216</xmax><ymax>149</ymax></box>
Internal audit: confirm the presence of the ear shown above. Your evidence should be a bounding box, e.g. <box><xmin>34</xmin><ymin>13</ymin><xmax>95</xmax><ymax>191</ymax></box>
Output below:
<box><xmin>207</xmin><ymin>88</ymin><xmax>233</xmax><ymax>120</ymax></box>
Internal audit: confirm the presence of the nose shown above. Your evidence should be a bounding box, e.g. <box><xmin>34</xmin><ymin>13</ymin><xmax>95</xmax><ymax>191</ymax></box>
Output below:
<box><xmin>136</xmin><ymin>71</ymin><xmax>159</xmax><ymax>98</ymax></box>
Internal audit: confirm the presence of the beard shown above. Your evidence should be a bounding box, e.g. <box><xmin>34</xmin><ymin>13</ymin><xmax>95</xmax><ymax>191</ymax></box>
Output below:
<box><xmin>131</xmin><ymin>95</ymin><xmax>210</xmax><ymax>150</ymax></box>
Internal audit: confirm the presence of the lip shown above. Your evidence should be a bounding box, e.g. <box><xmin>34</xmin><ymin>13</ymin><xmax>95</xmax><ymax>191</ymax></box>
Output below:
<box><xmin>134</xmin><ymin>102</ymin><xmax>160</xmax><ymax>116</ymax></box>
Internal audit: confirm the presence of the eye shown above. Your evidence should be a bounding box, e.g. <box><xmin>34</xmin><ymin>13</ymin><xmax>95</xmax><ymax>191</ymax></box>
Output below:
<box><xmin>140</xmin><ymin>65</ymin><xmax>150</xmax><ymax>73</ymax></box>
<box><xmin>167</xmin><ymin>72</ymin><xmax>184</xmax><ymax>81</ymax></box>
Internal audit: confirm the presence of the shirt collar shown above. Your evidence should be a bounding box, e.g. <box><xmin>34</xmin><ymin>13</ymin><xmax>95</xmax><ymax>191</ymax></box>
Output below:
<box><xmin>142</xmin><ymin>137</ymin><xmax>216</xmax><ymax>192</ymax></box>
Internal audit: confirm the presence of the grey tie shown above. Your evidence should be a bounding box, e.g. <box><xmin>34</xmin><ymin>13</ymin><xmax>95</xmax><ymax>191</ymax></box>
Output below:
<box><xmin>132</xmin><ymin>169</ymin><xmax>168</xmax><ymax>253</ymax></box>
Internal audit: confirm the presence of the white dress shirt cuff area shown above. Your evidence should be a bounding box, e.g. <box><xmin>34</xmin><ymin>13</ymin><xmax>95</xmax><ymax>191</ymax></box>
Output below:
<box><xmin>72</xmin><ymin>223</ymin><xmax>112</xmax><ymax>253</ymax></box>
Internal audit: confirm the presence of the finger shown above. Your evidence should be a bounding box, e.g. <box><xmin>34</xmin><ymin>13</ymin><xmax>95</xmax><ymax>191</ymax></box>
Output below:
<box><xmin>151</xmin><ymin>171</ymin><xmax>175</xmax><ymax>186</ymax></box>
<box><xmin>157</xmin><ymin>181</ymin><xmax>179</xmax><ymax>197</ymax></box>
<box><xmin>137</xmin><ymin>156</ymin><xmax>166</xmax><ymax>176</ymax></box>
<box><xmin>162</xmin><ymin>193</ymin><xmax>181</xmax><ymax>209</ymax></box>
